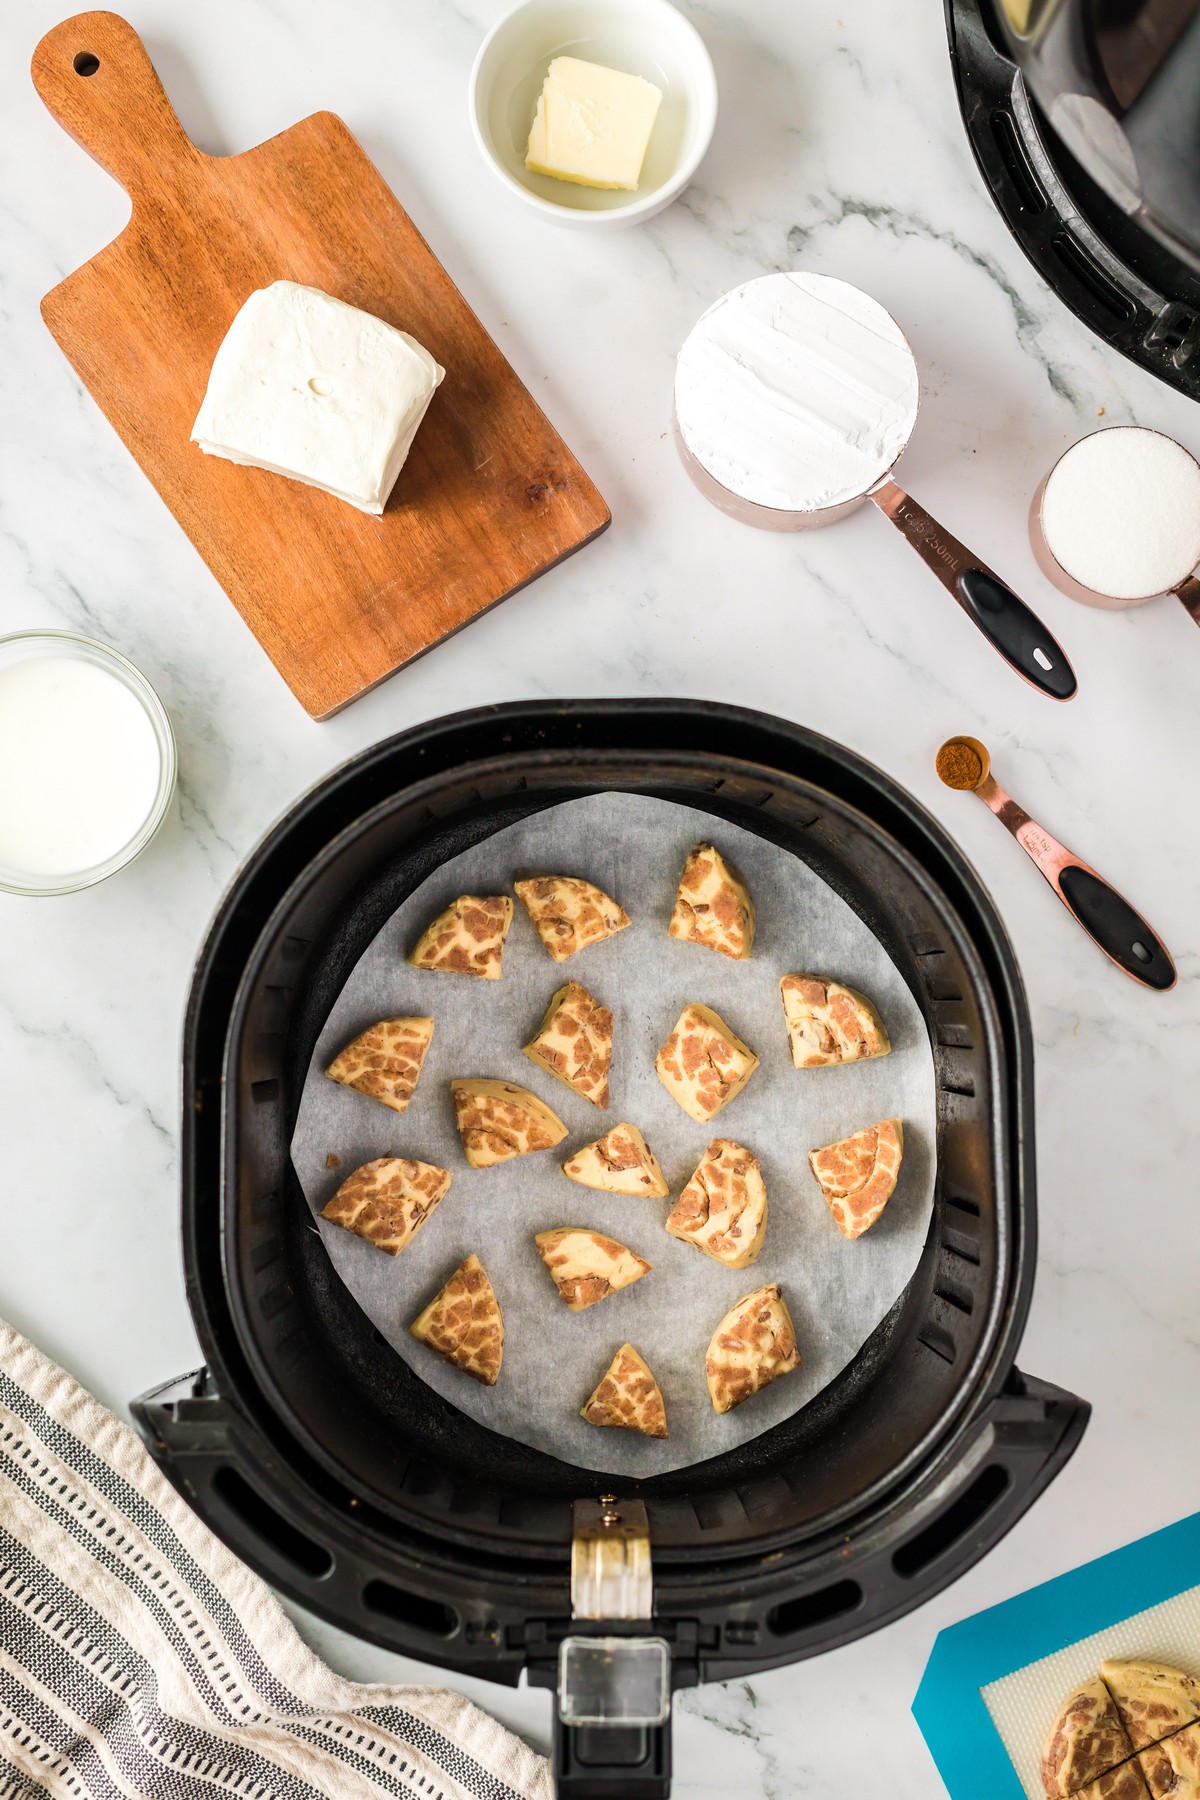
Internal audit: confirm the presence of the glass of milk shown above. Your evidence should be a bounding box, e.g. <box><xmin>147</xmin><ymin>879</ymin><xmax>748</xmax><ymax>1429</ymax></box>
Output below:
<box><xmin>0</xmin><ymin>631</ymin><xmax>176</xmax><ymax>896</ymax></box>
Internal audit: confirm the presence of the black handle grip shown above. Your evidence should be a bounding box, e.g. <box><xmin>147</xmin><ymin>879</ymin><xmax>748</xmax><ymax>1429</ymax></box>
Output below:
<box><xmin>1057</xmin><ymin>864</ymin><xmax>1176</xmax><ymax>990</ymax></box>
<box><xmin>956</xmin><ymin>568</ymin><xmax>1078</xmax><ymax>700</ymax></box>
<box><xmin>553</xmin><ymin>1716</ymin><xmax>672</xmax><ymax>1799</ymax></box>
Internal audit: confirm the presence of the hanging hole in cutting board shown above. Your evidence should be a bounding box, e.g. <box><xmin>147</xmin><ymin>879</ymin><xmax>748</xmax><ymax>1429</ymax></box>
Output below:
<box><xmin>1132</xmin><ymin>940</ymin><xmax>1152</xmax><ymax>963</ymax></box>
<box><xmin>1033</xmin><ymin>647</ymin><xmax>1053</xmax><ymax>671</ymax></box>
<box><xmin>73</xmin><ymin>51</ymin><xmax>99</xmax><ymax>76</ymax></box>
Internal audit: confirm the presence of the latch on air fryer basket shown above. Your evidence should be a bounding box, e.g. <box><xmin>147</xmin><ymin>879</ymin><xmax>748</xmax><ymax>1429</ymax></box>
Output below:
<box><xmin>549</xmin><ymin>1496</ymin><xmax>672</xmax><ymax>1798</ymax></box>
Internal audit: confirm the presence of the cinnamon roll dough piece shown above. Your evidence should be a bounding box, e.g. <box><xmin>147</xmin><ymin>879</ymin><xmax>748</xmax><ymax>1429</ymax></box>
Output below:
<box><xmin>705</xmin><ymin>1283</ymin><xmax>800</xmax><ymax>1415</ymax></box>
<box><xmin>561</xmin><ymin>1123</ymin><xmax>670</xmax><ymax>1198</ymax></box>
<box><xmin>779</xmin><ymin>974</ymin><xmax>890</xmax><ymax>1069</ymax></box>
<box><xmin>515</xmin><ymin>876</ymin><xmax>630</xmax><ymax>961</ymax></box>
<box><xmin>325</xmin><ymin>1016</ymin><xmax>434</xmax><ymax>1113</ymax></box>
<box><xmin>666</xmin><ymin>1139</ymin><xmax>767</xmax><ymax>1269</ymax></box>
<box><xmin>522</xmin><ymin>981</ymin><xmax>613</xmax><ymax>1108</ymax></box>
<box><xmin>535</xmin><ymin>1228</ymin><xmax>650</xmax><ymax>1311</ymax></box>
<box><xmin>409</xmin><ymin>1254</ymin><xmax>504</xmax><ymax>1384</ymax></box>
<box><xmin>1041</xmin><ymin>1680</ymin><xmax>1137</xmax><ymax>1798</ymax></box>
<box><xmin>321</xmin><ymin>1157</ymin><xmax>450</xmax><ymax>1256</ymax></box>
<box><xmin>808</xmin><ymin>1118</ymin><xmax>904</xmax><ymax>1240</ymax></box>
<box><xmin>408</xmin><ymin>895</ymin><xmax>514</xmax><ymax>979</ymax></box>
<box><xmin>668</xmin><ymin>842</ymin><xmax>755</xmax><ymax>960</ymax></box>
<box><xmin>656</xmin><ymin>1003</ymin><xmax>759</xmax><ymax>1124</ymax></box>
<box><xmin>1103</xmin><ymin>1662</ymin><xmax>1200</xmax><ymax>1753</ymax></box>
<box><xmin>1075</xmin><ymin>1766</ymin><xmax>1153</xmax><ymax>1800</ymax></box>
<box><xmin>1139</xmin><ymin>1725</ymin><xmax>1200</xmax><ymax>1799</ymax></box>
<box><xmin>581</xmin><ymin>1343</ymin><xmax>667</xmax><ymax>1438</ymax></box>
<box><xmin>451</xmin><ymin>1079</ymin><xmax>568</xmax><ymax>1168</ymax></box>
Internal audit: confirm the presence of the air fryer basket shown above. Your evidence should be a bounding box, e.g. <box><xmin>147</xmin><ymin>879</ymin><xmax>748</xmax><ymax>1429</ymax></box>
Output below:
<box><xmin>136</xmin><ymin>700</ymin><xmax>1087</xmax><ymax>1798</ymax></box>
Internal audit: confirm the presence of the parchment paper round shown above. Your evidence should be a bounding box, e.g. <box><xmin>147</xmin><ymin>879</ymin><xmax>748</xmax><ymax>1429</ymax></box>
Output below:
<box><xmin>289</xmin><ymin>793</ymin><xmax>936</xmax><ymax>1476</ymax></box>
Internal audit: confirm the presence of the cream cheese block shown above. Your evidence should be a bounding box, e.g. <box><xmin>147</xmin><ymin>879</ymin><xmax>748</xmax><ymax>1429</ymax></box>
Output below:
<box><xmin>525</xmin><ymin>56</ymin><xmax>662</xmax><ymax>192</ymax></box>
<box><xmin>191</xmin><ymin>282</ymin><xmax>445</xmax><ymax>515</ymax></box>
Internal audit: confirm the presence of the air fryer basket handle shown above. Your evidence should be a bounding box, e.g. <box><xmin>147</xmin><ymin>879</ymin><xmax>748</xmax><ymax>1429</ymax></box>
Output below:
<box><xmin>552</xmin><ymin>1714</ymin><xmax>671</xmax><ymax>1799</ymax></box>
<box><xmin>132</xmin><ymin>1361</ymin><xmax>1088</xmax><ymax>1800</ymax></box>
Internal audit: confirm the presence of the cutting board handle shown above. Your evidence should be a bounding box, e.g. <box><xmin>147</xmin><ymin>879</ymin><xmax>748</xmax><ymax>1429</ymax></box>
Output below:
<box><xmin>32</xmin><ymin>12</ymin><xmax>199</xmax><ymax>196</ymax></box>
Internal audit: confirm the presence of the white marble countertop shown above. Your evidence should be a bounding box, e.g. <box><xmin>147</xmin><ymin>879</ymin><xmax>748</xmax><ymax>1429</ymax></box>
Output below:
<box><xmin>3</xmin><ymin>0</ymin><xmax>1199</xmax><ymax>1793</ymax></box>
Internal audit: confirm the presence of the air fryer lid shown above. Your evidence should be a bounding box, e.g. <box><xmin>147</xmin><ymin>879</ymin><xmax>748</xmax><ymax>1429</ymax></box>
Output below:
<box><xmin>141</xmin><ymin>702</ymin><xmax>1085</xmax><ymax>1788</ymax></box>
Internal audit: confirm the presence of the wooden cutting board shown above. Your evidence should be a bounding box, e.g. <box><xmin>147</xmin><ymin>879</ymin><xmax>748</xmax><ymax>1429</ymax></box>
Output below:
<box><xmin>32</xmin><ymin>13</ymin><xmax>610</xmax><ymax>718</ymax></box>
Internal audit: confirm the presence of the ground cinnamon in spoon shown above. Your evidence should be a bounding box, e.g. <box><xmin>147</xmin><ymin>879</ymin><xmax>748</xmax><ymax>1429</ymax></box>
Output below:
<box><xmin>936</xmin><ymin>741</ymin><xmax>984</xmax><ymax>790</ymax></box>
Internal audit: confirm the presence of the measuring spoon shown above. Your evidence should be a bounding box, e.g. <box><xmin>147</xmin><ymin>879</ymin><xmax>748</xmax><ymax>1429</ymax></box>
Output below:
<box><xmin>675</xmin><ymin>272</ymin><xmax>1077</xmax><ymax>701</ymax></box>
<box><xmin>935</xmin><ymin>735</ymin><xmax>1174</xmax><ymax>989</ymax></box>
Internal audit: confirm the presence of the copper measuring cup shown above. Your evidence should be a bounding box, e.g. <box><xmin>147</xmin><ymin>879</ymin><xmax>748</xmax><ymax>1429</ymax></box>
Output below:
<box><xmin>936</xmin><ymin>735</ymin><xmax>1175</xmax><ymax>990</ymax></box>
<box><xmin>675</xmin><ymin>274</ymin><xmax>1077</xmax><ymax>701</ymax></box>
<box><xmin>1030</xmin><ymin>425</ymin><xmax>1200</xmax><ymax>626</ymax></box>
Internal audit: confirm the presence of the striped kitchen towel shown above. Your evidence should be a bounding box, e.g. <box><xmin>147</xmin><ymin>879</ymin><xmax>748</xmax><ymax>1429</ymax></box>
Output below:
<box><xmin>0</xmin><ymin>1320</ymin><xmax>551</xmax><ymax>1800</ymax></box>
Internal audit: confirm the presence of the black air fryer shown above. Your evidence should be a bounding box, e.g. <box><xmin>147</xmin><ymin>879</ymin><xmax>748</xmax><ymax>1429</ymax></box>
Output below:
<box><xmin>133</xmin><ymin>701</ymin><xmax>1088</xmax><ymax>1798</ymax></box>
<box><xmin>947</xmin><ymin>0</ymin><xmax>1200</xmax><ymax>398</ymax></box>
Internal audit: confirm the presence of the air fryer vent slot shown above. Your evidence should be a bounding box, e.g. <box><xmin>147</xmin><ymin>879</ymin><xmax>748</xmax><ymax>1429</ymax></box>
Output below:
<box><xmin>941</xmin><ymin>1237</ymin><xmax>982</xmax><ymax>1271</ymax></box>
<box><xmin>934</xmin><ymin>1281</ymin><xmax>973</xmax><ymax>1316</ymax></box>
<box><xmin>767</xmin><ymin>1578</ymin><xmax>863</xmax><ymax>1637</ymax></box>
<box><xmin>917</xmin><ymin>1325</ymin><xmax>956</xmax><ymax>1364</ymax></box>
<box><xmin>1051</xmin><ymin>233</ymin><xmax>1137</xmax><ymax>323</ymax></box>
<box><xmin>940</xmin><ymin>1076</ymin><xmax>976</xmax><ymax>1099</ymax></box>
<box><xmin>989</xmin><ymin>107</ymin><xmax>1047</xmax><ymax>216</ymax></box>
<box><xmin>946</xmin><ymin>1193</ymin><xmax>981</xmax><ymax>1218</ymax></box>
<box><xmin>891</xmin><ymin>1464</ymin><xmax>1011</xmax><ymax>1578</ymax></box>
<box><xmin>936</xmin><ymin>1022</ymin><xmax>973</xmax><ymax>1049</ymax></box>
<box><xmin>212</xmin><ymin>1468</ymin><xmax>333</xmax><ymax>1577</ymax></box>
<box><xmin>909</xmin><ymin>935</ymin><xmax>945</xmax><ymax>958</ymax></box>
<box><xmin>362</xmin><ymin>1579</ymin><xmax>459</xmax><ymax>1638</ymax></box>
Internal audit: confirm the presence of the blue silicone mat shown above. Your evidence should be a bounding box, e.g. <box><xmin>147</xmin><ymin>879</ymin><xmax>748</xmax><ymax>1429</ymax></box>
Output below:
<box><xmin>913</xmin><ymin>1510</ymin><xmax>1200</xmax><ymax>1798</ymax></box>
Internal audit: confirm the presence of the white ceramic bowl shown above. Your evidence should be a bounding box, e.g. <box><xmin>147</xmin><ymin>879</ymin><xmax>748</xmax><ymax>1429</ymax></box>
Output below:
<box><xmin>469</xmin><ymin>0</ymin><xmax>717</xmax><ymax>228</ymax></box>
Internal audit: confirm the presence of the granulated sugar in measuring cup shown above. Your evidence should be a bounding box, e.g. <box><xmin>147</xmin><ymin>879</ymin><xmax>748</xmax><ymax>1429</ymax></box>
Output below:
<box><xmin>674</xmin><ymin>271</ymin><xmax>1076</xmax><ymax>700</ymax></box>
<box><xmin>1030</xmin><ymin>424</ymin><xmax>1200</xmax><ymax>627</ymax></box>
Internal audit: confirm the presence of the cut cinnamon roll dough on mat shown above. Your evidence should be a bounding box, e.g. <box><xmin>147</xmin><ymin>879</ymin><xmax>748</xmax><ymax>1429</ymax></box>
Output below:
<box><xmin>289</xmin><ymin>793</ymin><xmax>936</xmax><ymax>1474</ymax></box>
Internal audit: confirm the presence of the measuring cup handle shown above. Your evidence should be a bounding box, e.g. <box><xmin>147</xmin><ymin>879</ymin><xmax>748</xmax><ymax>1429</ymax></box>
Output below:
<box><xmin>871</xmin><ymin>481</ymin><xmax>1078</xmax><ymax>700</ymax></box>
<box><xmin>1176</xmin><ymin>575</ymin><xmax>1200</xmax><ymax>627</ymax></box>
